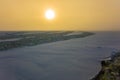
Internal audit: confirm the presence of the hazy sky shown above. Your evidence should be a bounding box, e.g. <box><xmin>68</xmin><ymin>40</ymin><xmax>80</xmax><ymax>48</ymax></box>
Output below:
<box><xmin>0</xmin><ymin>0</ymin><xmax>120</xmax><ymax>31</ymax></box>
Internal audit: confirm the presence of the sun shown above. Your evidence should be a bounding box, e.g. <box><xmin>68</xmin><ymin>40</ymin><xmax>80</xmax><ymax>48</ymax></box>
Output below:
<box><xmin>45</xmin><ymin>9</ymin><xmax>55</xmax><ymax>20</ymax></box>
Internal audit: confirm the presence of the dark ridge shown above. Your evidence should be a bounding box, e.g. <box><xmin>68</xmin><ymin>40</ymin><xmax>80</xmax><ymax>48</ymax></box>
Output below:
<box><xmin>91</xmin><ymin>52</ymin><xmax>120</xmax><ymax>80</ymax></box>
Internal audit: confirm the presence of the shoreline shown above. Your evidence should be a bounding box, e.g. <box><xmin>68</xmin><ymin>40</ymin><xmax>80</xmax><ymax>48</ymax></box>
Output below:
<box><xmin>0</xmin><ymin>31</ymin><xmax>119</xmax><ymax>80</ymax></box>
<box><xmin>91</xmin><ymin>52</ymin><xmax>120</xmax><ymax>80</ymax></box>
<box><xmin>0</xmin><ymin>31</ymin><xmax>94</xmax><ymax>51</ymax></box>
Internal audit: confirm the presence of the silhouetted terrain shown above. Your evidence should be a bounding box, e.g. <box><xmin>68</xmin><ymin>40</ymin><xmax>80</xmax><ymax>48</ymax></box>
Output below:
<box><xmin>92</xmin><ymin>52</ymin><xmax>120</xmax><ymax>80</ymax></box>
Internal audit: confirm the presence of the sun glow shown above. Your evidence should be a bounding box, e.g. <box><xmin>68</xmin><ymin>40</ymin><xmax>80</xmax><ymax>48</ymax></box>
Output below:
<box><xmin>45</xmin><ymin>9</ymin><xmax>55</xmax><ymax>20</ymax></box>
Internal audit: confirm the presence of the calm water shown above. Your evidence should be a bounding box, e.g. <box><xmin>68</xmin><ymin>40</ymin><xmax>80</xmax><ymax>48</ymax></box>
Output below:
<box><xmin>0</xmin><ymin>31</ymin><xmax>120</xmax><ymax>80</ymax></box>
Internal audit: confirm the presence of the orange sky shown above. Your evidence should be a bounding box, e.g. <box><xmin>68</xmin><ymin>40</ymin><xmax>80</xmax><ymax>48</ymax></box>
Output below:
<box><xmin>0</xmin><ymin>0</ymin><xmax>120</xmax><ymax>31</ymax></box>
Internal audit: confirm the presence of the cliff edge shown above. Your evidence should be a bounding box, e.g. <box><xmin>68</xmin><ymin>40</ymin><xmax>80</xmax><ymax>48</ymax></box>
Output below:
<box><xmin>92</xmin><ymin>52</ymin><xmax>120</xmax><ymax>80</ymax></box>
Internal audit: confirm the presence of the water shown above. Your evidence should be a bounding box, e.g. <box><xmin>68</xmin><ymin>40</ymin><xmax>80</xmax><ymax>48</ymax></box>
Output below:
<box><xmin>0</xmin><ymin>31</ymin><xmax>120</xmax><ymax>80</ymax></box>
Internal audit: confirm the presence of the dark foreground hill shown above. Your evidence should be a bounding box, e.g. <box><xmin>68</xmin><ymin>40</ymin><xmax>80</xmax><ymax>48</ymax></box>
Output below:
<box><xmin>92</xmin><ymin>52</ymin><xmax>120</xmax><ymax>80</ymax></box>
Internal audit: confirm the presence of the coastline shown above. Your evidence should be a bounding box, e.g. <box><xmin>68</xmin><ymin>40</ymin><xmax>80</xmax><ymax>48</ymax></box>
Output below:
<box><xmin>91</xmin><ymin>52</ymin><xmax>120</xmax><ymax>80</ymax></box>
<box><xmin>0</xmin><ymin>31</ymin><xmax>94</xmax><ymax>51</ymax></box>
<box><xmin>0</xmin><ymin>31</ymin><xmax>120</xmax><ymax>80</ymax></box>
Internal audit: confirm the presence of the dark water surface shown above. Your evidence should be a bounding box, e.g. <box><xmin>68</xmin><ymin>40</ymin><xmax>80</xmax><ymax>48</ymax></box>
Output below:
<box><xmin>0</xmin><ymin>31</ymin><xmax>120</xmax><ymax>80</ymax></box>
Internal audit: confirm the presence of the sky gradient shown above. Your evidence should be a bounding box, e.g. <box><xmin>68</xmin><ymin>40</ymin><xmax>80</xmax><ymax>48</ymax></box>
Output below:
<box><xmin>0</xmin><ymin>0</ymin><xmax>120</xmax><ymax>31</ymax></box>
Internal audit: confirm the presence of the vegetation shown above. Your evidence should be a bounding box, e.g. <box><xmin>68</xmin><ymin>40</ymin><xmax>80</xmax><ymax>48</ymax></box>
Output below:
<box><xmin>92</xmin><ymin>52</ymin><xmax>120</xmax><ymax>80</ymax></box>
<box><xmin>0</xmin><ymin>31</ymin><xmax>94</xmax><ymax>51</ymax></box>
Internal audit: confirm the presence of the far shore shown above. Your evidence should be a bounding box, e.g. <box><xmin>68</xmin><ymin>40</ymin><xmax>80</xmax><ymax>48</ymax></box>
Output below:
<box><xmin>0</xmin><ymin>31</ymin><xmax>94</xmax><ymax>51</ymax></box>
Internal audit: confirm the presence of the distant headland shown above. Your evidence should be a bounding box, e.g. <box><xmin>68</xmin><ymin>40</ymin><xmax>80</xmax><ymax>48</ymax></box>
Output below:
<box><xmin>0</xmin><ymin>31</ymin><xmax>94</xmax><ymax>51</ymax></box>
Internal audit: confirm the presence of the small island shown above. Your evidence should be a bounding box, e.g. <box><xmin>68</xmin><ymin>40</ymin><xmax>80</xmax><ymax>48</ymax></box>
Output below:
<box><xmin>0</xmin><ymin>31</ymin><xmax>94</xmax><ymax>51</ymax></box>
<box><xmin>92</xmin><ymin>52</ymin><xmax>120</xmax><ymax>80</ymax></box>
